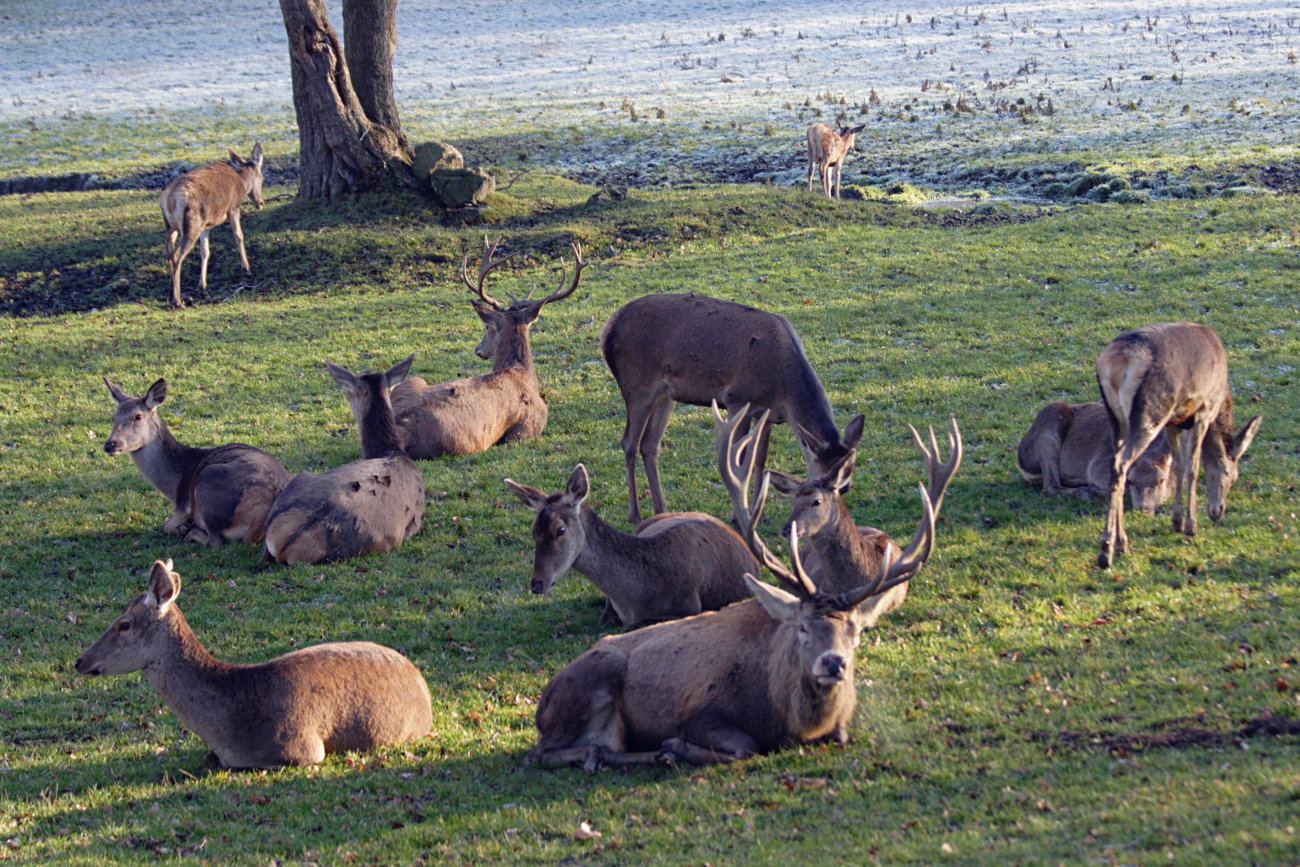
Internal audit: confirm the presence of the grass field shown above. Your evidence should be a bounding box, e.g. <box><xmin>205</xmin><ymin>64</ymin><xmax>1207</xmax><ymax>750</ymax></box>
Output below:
<box><xmin>1</xmin><ymin>169</ymin><xmax>1298</xmax><ymax>863</ymax></box>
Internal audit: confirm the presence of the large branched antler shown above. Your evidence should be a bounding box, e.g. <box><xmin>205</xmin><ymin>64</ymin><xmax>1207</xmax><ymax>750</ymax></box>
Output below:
<box><xmin>525</xmin><ymin>240</ymin><xmax>587</xmax><ymax>308</ymax></box>
<box><xmin>459</xmin><ymin>235</ymin><xmax>518</xmax><ymax>310</ymax></box>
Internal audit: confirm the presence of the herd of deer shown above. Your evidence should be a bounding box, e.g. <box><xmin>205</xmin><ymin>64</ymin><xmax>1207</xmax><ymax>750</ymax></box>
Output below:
<box><xmin>74</xmin><ymin>146</ymin><xmax>1262</xmax><ymax>773</ymax></box>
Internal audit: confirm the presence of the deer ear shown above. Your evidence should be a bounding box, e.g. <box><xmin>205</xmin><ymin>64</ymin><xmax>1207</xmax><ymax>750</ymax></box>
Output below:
<box><xmin>564</xmin><ymin>464</ymin><xmax>591</xmax><ymax>504</ymax></box>
<box><xmin>385</xmin><ymin>354</ymin><xmax>415</xmax><ymax>389</ymax></box>
<box><xmin>503</xmin><ymin>478</ymin><xmax>547</xmax><ymax>510</ymax></box>
<box><xmin>104</xmin><ymin>377</ymin><xmax>130</xmax><ymax>405</ymax></box>
<box><xmin>146</xmin><ymin>560</ymin><xmax>181</xmax><ymax>613</ymax></box>
<box><xmin>1230</xmin><ymin>415</ymin><xmax>1262</xmax><ymax>461</ymax></box>
<box><xmin>227</xmin><ymin>148</ymin><xmax>243</xmax><ymax>165</ymax></box>
<box><xmin>470</xmin><ymin>300</ymin><xmax>497</xmax><ymax>322</ymax></box>
<box><xmin>829</xmin><ymin>450</ymin><xmax>856</xmax><ymax>495</ymax></box>
<box><xmin>143</xmin><ymin>379</ymin><xmax>167</xmax><ymax>410</ymax></box>
<box><xmin>842</xmin><ymin>414</ymin><xmax>865</xmax><ymax>450</ymax></box>
<box><xmin>744</xmin><ymin>573</ymin><xmax>800</xmax><ymax>623</ymax></box>
<box><xmin>251</xmin><ymin>142</ymin><xmax>264</xmax><ymax>167</ymax></box>
<box><xmin>325</xmin><ymin>361</ymin><xmax>357</xmax><ymax>391</ymax></box>
<box><xmin>767</xmin><ymin>471</ymin><xmax>804</xmax><ymax>497</ymax></box>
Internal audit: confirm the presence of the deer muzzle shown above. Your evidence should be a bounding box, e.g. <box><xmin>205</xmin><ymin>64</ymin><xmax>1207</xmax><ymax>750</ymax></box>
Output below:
<box><xmin>813</xmin><ymin>652</ymin><xmax>848</xmax><ymax>685</ymax></box>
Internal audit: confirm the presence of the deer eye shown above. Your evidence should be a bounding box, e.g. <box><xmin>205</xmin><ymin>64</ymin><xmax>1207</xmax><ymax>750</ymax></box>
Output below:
<box><xmin>117</xmin><ymin>621</ymin><xmax>131</xmax><ymax>632</ymax></box>
<box><xmin>812</xmin><ymin>498</ymin><xmax>822</xmax><ymax>508</ymax></box>
<box><xmin>133</xmin><ymin>413</ymin><xmax>144</xmax><ymax>422</ymax></box>
<box><xmin>555</xmin><ymin>525</ymin><xmax>566</xmax><ymax>537</ymax></box>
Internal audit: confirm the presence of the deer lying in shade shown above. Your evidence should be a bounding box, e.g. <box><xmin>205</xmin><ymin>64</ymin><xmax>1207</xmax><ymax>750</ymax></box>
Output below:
<box><xmin>263</xmin><ymin>356</ymin><xmax>425</xmax><ymax>565</ymax></box>
<box><xmin>504</xmin><ymin>464</ymin><xmax>756</xmax><ymax>627</ymax></box>
<box><xmin>1018</xmin><ymin>400</ymin><xmax>1172</xmax><ymax>515</ymax></box>
<box><xmin>76</xmin><ymin>560</ymin><xmax>432</xmax><ymax>769</ymax></box>
<box><xmin>103</xmin><ymin>376</ymin><xmax>291</xmax><ymax>547</ymax></box>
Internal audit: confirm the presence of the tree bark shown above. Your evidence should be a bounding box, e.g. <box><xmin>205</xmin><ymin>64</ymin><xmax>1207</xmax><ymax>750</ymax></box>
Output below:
<box><xmin>279</xmin><ymin>0</ymin><xmax>416</xmax><ymax>199</ymax></box>
<box><xmin>343</xmin><ymin>0</ymin><xmax>403</xmax><ymax>135</ymax></box>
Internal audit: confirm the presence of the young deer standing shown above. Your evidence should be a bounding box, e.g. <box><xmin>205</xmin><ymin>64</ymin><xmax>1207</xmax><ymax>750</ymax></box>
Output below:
<box><xmin>1018</xmin><ymin>400</ymin><xmax>1172</xmax><ymax>515</ymax></box>
<box><xmin>600</xmin><ymin>292</ymin><xmax>863</xmax><ymax>525</ymax></box>
<box><xmin>524</xmin><ymin>405</ymin><xmax>942</xmax><ymax>770</ymax></box>
<box><xmin>1096</xmin><ymin>322</ymin><xmax>1262</xmax><ymax>568</ymax></box>
<box><xmin>391</xmin><ymin>238</ymin><xmax>585</xmax><ymax>458</ymax></box>
<box><xmin>504</xmin><ymin>464</ymin><xmax>756</xmax><ymax>627</ymax></box>
<box><xmin>806</xmin><ymin>122</ymin><xmax>865</xmax><ymax>199</ymax></box>
<box><xmin>760</xmin><ymin>408</ymin><xmax>963</xmax><ymax>627</ymax></box>
<box><xmin>103</xmin><ymin>377</ymin><xmax>291</xmax><ymax>547</ymax></box>
<box><xmin>161</xmin><ymin>143</ymin><xmax>265</xmax><ymax>308</ymax></box>
<box><xmin>263</xmin><ymin>356</ymin><xmax>426</xmax><ymax>565</ymax></box>
<box><xmin>76</xmin><ymin>560</ymin><xmax>432</xmax><ymax>769</ymax></box>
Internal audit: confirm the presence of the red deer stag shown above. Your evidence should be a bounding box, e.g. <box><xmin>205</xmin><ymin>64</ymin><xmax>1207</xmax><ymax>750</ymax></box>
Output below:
<box><xmin>391</xmin><ymin>238</ymin><xmax>585</xmax><ymax>458</ymax></box>
<box><xmin>1018</xmin><ymin>400</ymin><xmax>1172</xmax><ymax>515</ymax></box>
<box><xmin>263</xmin><ymin>356</ymin><xmax>425</xmax><ymax>565</ymax></box>
<box><xmin>160</xmin><ymin>143</ymin><xmax>265</xmax><ymax>308</ymax></box>
<box><xmin>504</xmin><ymin>464</ymin><xmax>756</xmax><ymax>627</ymax></box>
<box><xmin>807</xmin><ymin>122</ymin><xmax>865</xmax><ymax>199</ymax></box>
<box><xmin>523</xmin><ymin>404</ymin><xmax>942</xmax><ymax>770</ymax></box>
<box><xmin>601</xmin><ymin>293</ymin><xmax>863</xmax><ymax>525</ymax></box>
<box><xmin>103</xmin><ymin>376</ymin><xmax>290</xmax><ymax>547</ymax></box>
<box><xmin>1096</xmin><ymin>322</ymin><xmax>1262</xmax><ymax>568</ymax></box>
<box><xmin>760</xmin><ymin>407</ymin><xmax>962</xmax><ymax>627</ymax></box>
<box><xmin>76</xmin><ymin>560</ymin><xmax>432</xmax><ymax>769</ymax></box>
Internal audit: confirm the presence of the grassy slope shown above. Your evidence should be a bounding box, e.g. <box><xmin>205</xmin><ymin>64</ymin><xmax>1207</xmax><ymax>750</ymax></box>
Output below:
<box><xmin>0</xmin><ymin>179</ymin><xmax>1297</xmax><ymax>864</ymax></box>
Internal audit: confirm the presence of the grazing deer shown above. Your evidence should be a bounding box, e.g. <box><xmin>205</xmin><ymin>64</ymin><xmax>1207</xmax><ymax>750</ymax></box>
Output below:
<box><xmin>76</xmin><ymin>560</ymin><xmax>432</xmax><ymax>769</ymax></box>
<box><xmin>524</xmin><ymin>403</ymin><xmax>942</xmax><ymax>770</ymax></box>
<box><xmin>600</xmin><ymin>292</ymin><xmax>863</xmax><ymax>525</ymax></box>
<box><xmin>103</xmin><ymin>377</ymin><xmax>291</xmax><ymax>547</ymax></box>
<box><xmin>263</xmin><ymin>356</ymin><xmax>425</xmax><ymax>565</ymax></box>
<box><xmin>1018</xmin><ymin>401</ymin><xmax>1172</xmax><ymax>515</ymax></box>
<box><xmin>764</xmin><ymin>409</ymin><xmax>962</xmax><ymax>627</ymax></box>
<box><xmin>806</xmin><ymin>122</ymin><xmax>865</xmax><ymax>199</ymax></box>
<box><xmin>504</xmin><ymin>463</ymin><xmax>756</xmax><ymax>627</ymax></box>
<box><xmin>160</xmin><ymin>143</ymin><xmax>266</xmax><ymax>308</ymax></box>
<box><xmin>1096</xmin><ymin>322</ymin><xmax>1262</xmax><ymax>568</ymax></box>
<box><xmin>391</xmin><ymin>238</ymin><xmax>585</xmax><ymax>458</ymax></box>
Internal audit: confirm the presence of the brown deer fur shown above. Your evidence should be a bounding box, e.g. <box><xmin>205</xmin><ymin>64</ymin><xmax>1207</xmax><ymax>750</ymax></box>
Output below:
<box><xmin>160</xmin><ymin>143</ymin><xmax>265</xmax><ymax>308</ymax></box>
<box><xmin>103</xmin><ymin>377</ymin><xmax>290</xmax><ymax>547</ymax></box>
<box><xmin>600</xmin><ymin>292</ymin><xmax>863</xmax><ymax>525</ymax></box>
<box><xmin>806</xmin><ymin>122</ymin><xmax>865</xmax><ymax>198</ymax></box>
<box><xmin>76</xmin><ymin>560</ymin><xmax>432</xmax><ymax>769</ymax></box>
<box><xmin>263</xmin><ymin>357</ymin><xmax>425</xmax><ymax>565</ymax></box>
<box><xmin>504</xmin><ymin>464</ymin><xmax>756</xmax><ymax>627</ymax></box>
<box><xmin>1095</xmin><ymin>322</ymin><xmax>1262</xmax><ymax>568</ymax></box>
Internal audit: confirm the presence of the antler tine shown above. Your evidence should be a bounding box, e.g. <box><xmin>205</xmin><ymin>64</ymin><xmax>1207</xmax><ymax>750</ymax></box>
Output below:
<box><xmin>909</xmin><ymin>415</ymin><xmax>964</xmax><ymax>517</ymax></box>
<box><xmin>535</xmin><ymin>239</ymin><xmax>587</xmax><ymax>307</ymax></box>
<box><xmin>458</xmin><ymin>235</ymin><xmax>518</xmax><ymax>310</ymax></box>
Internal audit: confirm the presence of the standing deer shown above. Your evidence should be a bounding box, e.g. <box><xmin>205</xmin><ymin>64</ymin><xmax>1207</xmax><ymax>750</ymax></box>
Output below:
<box><xmin>1096</xmin><ymin>322</ymin><xmax>1262</xmax><ymax>568</ymax></box>
<box><xmin>391</xmin><ymin>238</ymin><xmax>585</xmax><ymax>458</ymax></box>
<box><xmin>103</xmin><ymin>376</ymin><xmax>291</xmax><ymax>547</ymax></box>
<box><xmin>524</xmin><ymin>404</ymin><xmax>942</xmax><ymax>770</ymax></box>
<box><xmin>263</xmin><ymin>356</ymin><xmax>425</xmax><ymax>565</ymax></box>
<box><xmin>1018</xmin><ymin>401</ymin><xmax>1172</xmax><ymax>515</ymax></box>
<box><xmin>504</xmin><ymin>463</ymin><xmax>756</xmax><ymax>627</ymax></box>
<box><xmin>762</xmin><ymin>408</ymin><xmax>962</xmax><ymax>627</ymax></box>
<box><xmin>806</xmin><ymin>122</ymin><xmax>865</xmax><ymax>199</ymax></box>
<box><xmin>161</xmin><ymin>143</ymin><xmax>265</xmax><ymax>308</ymax></box>
<box><xmin>76</xmin><ymin>560</ymin><xmax>432</xmax><ymax>769</ymax></box>
<box><xmin>600</xmin><ymin>292</ymin><xmax>863</xmax><ymax>525</ymax></box>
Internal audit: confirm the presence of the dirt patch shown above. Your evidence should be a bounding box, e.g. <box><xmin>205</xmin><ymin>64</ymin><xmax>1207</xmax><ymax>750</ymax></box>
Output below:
<box><xmin>1028</xmin><ymin>711</ymin><xmax>1300</xmax><ymax>754</ymax></box>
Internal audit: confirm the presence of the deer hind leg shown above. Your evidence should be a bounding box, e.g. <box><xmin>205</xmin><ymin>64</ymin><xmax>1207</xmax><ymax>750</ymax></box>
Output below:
<box><xmin>1099</xmin><ymin>426</ymin><xmax>1163</xmax><ymax>568</ymax></box>
<box><xmin>831</xmin><ymin>160</ymin><xmax>842</xmax><ymax>198</ymax></box>
<box><xmin>169</xmin><ymin>227</ymin><xmax>203</xmax><ymax>308</ymax></box>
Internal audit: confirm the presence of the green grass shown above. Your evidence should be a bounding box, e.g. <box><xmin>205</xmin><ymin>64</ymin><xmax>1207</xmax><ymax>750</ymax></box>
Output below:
<box><xmin>0</xmin><ymin>177</ymin><xmax>1297</xmax><ymax>864</ymax></box>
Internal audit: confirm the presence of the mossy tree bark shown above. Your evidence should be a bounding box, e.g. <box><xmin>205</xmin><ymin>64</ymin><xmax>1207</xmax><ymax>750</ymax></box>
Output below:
<box><xmin>279</xmin><ymin>0</ymin><xmax>417</xmax><ymax>199</ymax></box>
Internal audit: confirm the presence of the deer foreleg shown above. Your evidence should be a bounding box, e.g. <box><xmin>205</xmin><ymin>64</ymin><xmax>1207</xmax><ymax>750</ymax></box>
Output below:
<box><xmin>230</xmin><ymin>210</ymin><xmax>251</xmax><ymax>275</ymax></box>
<box><xmin>638</xmin><ymin>396</ymin><xmax>675</xmax><ymax>520</ymax></box>
<box><xmin>661</xmin><ymin>730</ymin><xmax>758</xmax><ymax>765</ymax></box>
<box><xmin>197</xmin><ymin>230</ymin><xmax>212</xmax><ymax>291</ymax></box>
<box><xmin>1172</xmin><ymin>423</ymin><xmax>1208</xmax><ymax>538</ymax></box>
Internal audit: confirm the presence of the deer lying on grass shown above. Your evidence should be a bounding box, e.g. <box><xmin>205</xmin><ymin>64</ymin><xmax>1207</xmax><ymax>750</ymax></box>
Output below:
<box><xmin>391</xmin><ymin>238</ymin><xmax>585</xmax><ymax>458</ymax></box>
<box><xmin>1096</xmin><ymin>322</ymin><xmax>1262</xmax><ymax>568</ymax></box>
<box><xmin>76</xmin><ymin>560</ymin><xmax>432</xmax><ymax>769</ymax></box>
<box><xmin>761</xmin><ymin>407</ymin><xmax>962</xmax><ymax>627</ymax></box>
<box><xmin>600</xmin><ymin>292</ymin><xmax>863</xmax><ymax>525</ymax></box>
<box><xmin>263</xmin><ymin>356</ymin><xmax>425</xmax><ymax>565</ymax></box>
<box><xmin>1018</xmin><ymin>400</ymin><xmax>1172</xmax><ymax>515</ymax></box>
<box><xmin>161</xmin><ymin>143</ymin><xmax>265</xmax><ymax>308</ymax></box>
<box><xmin>103</xmin><ymin>377</ymin><xmax>291</xmax><ymax>547</ymax></box>
<box><xmin>807</xmin><ymin>122</ymin><xmax>865</xmax><ymax>199</ymax></box>
<box><xmin>504</xmin><ymin>464</ymin><xmax>756</xmax><ymax>627</ymax></box>
<box><xmin>523</xmin><ymin>404</ymin><xmax>943</xmax><ymax>770</ymax></box>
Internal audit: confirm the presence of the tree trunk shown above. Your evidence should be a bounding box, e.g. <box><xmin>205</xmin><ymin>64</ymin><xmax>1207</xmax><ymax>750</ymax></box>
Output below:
<box><xmin>343</xmin><ymin>0</ymin><xmax>403</xmax><ymax>135</ymax></box>
<box><xmin>279</xmin><ymin>0</ymin><xmax>416</xmax><ymax>199</ymax></box>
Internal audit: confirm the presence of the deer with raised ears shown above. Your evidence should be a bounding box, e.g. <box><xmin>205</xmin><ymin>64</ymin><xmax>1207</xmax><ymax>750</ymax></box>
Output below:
<box><xmin>262</xmin><ymin>356</ymin><xmax>426</xmax><ymax>566</ymax></box>
<box><xmin>1018</xmin><ymin>401</ymin><xmax>1173</xmax><ymax>515</ymax></box>
<box><xmin>103</xmin><ymin>377</ymin><xmax>291</xmax><ymax>547</ymax></box>
<box><xmin>1095</xmin><ymin>322</ymin><xmax>1262</xmax><ymax>569</ymax></box>
<box><xmin>503</xmin><ymin>463</ymin><xmax>756</xmax><ymax>627</ymax></box>
<box><xmin>75</xmin><ymin>560</ymin><xmax>432</xmax><ymax>769</ymax></box>
<box><xmin>600</xmin><ymin>292</ymin><xmax>864</xmax><ymax>525</ymax></box>
<box><xmin>761</xmin><ymin>407</ymin><xmax>963</xmax><ymax>628</ymax></box>
<box><xmin>524</xmin><ymin>405</ymin><xmax>939</xmax><ymax>770</ymax></box>
<box><xmin>391</xmin><ymin>237</ymin><xmax>586</xmax><ymax>459</ymax></box>
<box><xmin>806</xmin><ymin>122</ymin><xmax>865</xmax><ymax>199</ymax></box>
<box><xmin>161</xmin><ymin>143</ymin><xmax>265</xmax><ymax>308</ymax></box>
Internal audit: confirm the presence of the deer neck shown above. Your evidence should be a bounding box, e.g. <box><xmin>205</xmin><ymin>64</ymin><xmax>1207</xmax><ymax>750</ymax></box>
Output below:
<box><xmin>491</xmin><ymin>323</ymin><xmax>536</xmax><ymax>376</ymax></box>
<box><xmin>356</xmin><ymin>390</ymin><xmax>405</xmax><ymax>460</ymax></box>
<box><xmin>805</xmin><ymin>501</ymin><xmax>872</xmax><ymax>580</ymax></box>
<box><xmin>130</xmin><ymin>422</ymin><xmax>205</xmax><ymax>506</ymax></box>
<box><xmin>569</xmin><ymin>505</ymin><xmax>644</xmax><ymax>598</ymax></box>
<box><xmin>141</xmin><ymin>608</ymin><xmax>238</xmax><ymax>738</ymax></box>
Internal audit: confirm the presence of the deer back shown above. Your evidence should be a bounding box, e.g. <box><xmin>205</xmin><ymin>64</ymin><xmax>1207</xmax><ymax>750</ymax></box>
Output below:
<box><xmin>161</xmin><ymin>144</ymin><xmax>265</xmax><ymax>232</ymax></box>
<box><xmin>807</xmin><ymin>122</ymin><xmax>862</xmax><ymax>167</ymax></box>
